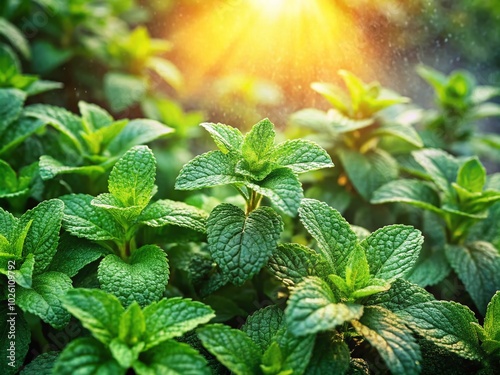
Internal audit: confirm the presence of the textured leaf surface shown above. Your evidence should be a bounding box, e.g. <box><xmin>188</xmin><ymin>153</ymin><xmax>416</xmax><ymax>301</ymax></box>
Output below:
<box><xmin>19</xmin><ymin>352</ymin><xmax>58</xmax><ymax>375</ymax></box>
<box><xmin>445</xmin><ymin>242</ymin><xmax>500</xmax><ymax>314</ymax></box>
<box><xmin>367</xmin><ymin>279</ymin><xmax>434</xmax><ymax>311</ymax></box>
<box><xmin>143</xmin><ymin>297</ymin><xmax>215</xmax><ymax>349</ymax></box>
<box><xmin>0</xmin><ymin>88</ymin><xmax>25</xmax><ymax>134</ymax></box>
<box><xmin>175</xmin><ymin>151</ymin><xmax>243</xmax><ymax>190</ymax></box>
<box><xmin>207</xmin><ymin>204</ymin><xmax>282</xmax><ymax>285</ymax></box>
<box><xmin>20</xmin><ymin>199</ymin><xmax>63</xmax><ymax>274</ymax></box>
<box><xmin>17</xmin><ymin>272</ymin><xmax>72</xmax><ymax>329</ymax></box>
<box><xmin>412</xmin><ymin>149</ymin><xmax>459</xmax><ymax>193</ymax></box>
<box><xmin>484</xmin><ymin>292</ymin><xmax>500</xmax><ymax>341</ymax></box>
<box><xmin>247</xmin><ymin>168</ymin><xmax>303</xmax><ymax>216</ymax></box>
<box><xmin>373</xmin><ymin>123</ymin><xmax>423</xmax><ymax>148</ymax></box>
<box><xmin>457</xmin><ymin>157</ymin><xmax>486</xmax><ymax>193</ymax></box>
<box><xmin>53</xmin><ymin>338</ymin><xmax>124</xmax><ymax>375</ymax></box>
<box><xmin>38</xmin><ymin>156</ymin><xmax>105</xmax><ymax>180</ymax></box>
<box><xmin>304</xmin><ymin>339</ymin><xmax>350</xmax><ymax>375</ymax></box>
<box><xmin>0</xmin><ymin>116</ymin><xmax>46</xmax><ymax>155</ymax></box>
<box><xmin>371</xmin><ymin>179</ymin><xmax>443</xmax><ymax>214</ymax></box>
<box><xmin>108</xmin><ymin>146</ymin><xmax>156</xmax><ymax>209</ymax></box>
<box><xmin>91</xmin><ymin>193</ymin><xmax>144</xmax><ymax>224</ymax></box>
<box><xmin>299</xmin><ymin>199</ymin><xmax>357</xmax><ymax>275</ymax></box>
<box><xmin>286</xmin><ymin>277</ymin><xmax>363</xmax><ymax>336</ymax></box>
<box><xmin>275</xmin><ymin>327</ymin><xmax>315</xmax><ymax>374</ymax></box>
<box><xmin>201</xmin><ymin>122</ymin><xmax>244</xmax><ymax>153</ymax></box>
<box><xmin>138</xmin><ymin>199</ymin><xmax>207</xmax><ymax>233</ymax></box>
<box><xmin>361</xmin><ymin>225</ymin><xmax>423</xmax><ymax>280</ymax></box>
<box><xmin>61</xmin><ymin>194</ymin><xmax>124</xmax><ymax>241</ymax></box>
<box><xmin>271</xmin><ymin>139</ymin><xmax>334</xmax><ymax>173</ymax></box>
<box><xmin>241</xmin><ymin>118</ymin><xmax>275</xmax><ymax>166</ymax></box>
<box><xmin>241</xmin><ymin>305</ymin><xmax>284</xmax><ymax>352</ymax></box>
<box><xmin>62</xmin><ymin>288</ymin><xmax>124</xmax><ymax>344</ymax></box>
<box><xmin>351</xmin><ymin>306</ymin><xmax>421</xmax><ymax>375</ymax></box>
<box><xmin>198</xmin><ymin>324</ymin><xmax>261</xmax><ymax>375</ymax></box>
<box><xmin>98</xmin><ymin>245</ymin><xmax>169</xmax><ymax>308</ymax></box>
<box><xmin>79</xmin><ymin>101</ymin><xmax>113</xmax><ymax>130</ymax></box>
<box><xmin>339</xmin><ymin>148</ymin><xmax>398</xmax><ymax>200</ymax></box>
<box><xmin>136</xmin><ymin>340</ymin><xmax>210</xmax><ymax>375</ymax></box>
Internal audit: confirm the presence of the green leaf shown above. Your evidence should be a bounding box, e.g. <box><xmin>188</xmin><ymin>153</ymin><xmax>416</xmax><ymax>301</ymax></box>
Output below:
<box><xmin>445</xmin><ymin>242</ymin><xmax>500</xmax><ymax>314</ymax></box>
<box><xmin>0</xmin><ymin>208</ymin><xmax>16</xmax><ymax>239</ymax></box>
<box><xmin>286</xmin><ymin>276</ymin><xmax>363</xmax><ymax>336</ymax></box>
<box><xmin>138</xmin><ymin>199</ymin><xmax>208</xmax><ymax>233</ymax></box>
<box><xmin>60</xmin><ymin>194</ymin><xmax>124</xmax><ymax>241</ymax></box>
<box><xmin>207</xmin><ymin>204</ymin><xmax>282</xmax><ymax>285</ymax></box>
<box><xmin>20</xmin><ymin>199</ymin><xmax>63</xmax><ymax>274</ymax></box>
<box><xmin>108</xmin><ymin>145</ymin><xmax>156</xmax><ymax>209</ymax></box>
<box><xmin>135</xmin><ymin>340</ymin><xmax>210</xmax><ymax>375</ymax></box>
<box><xmin>0</xmin><ymin>116</ymin><xmax>46</xmax><ymax>155</ymax></box>
<box><xmin>371</xmin><ymin>179</ymin><xmax>443</xmax><ymax>214</ymax></box>
<box><xmin>247</xmin><ymin>168</ymin><xmax>303</xmax><ymax>216</ymax></box>
<box><xmin>19</xmin><ymin>352</ymin><xmax>58</xmax><ymax>375</ymax></box>
<box><xmin>267</xmin><ymin>243</ymin><xmax>328</xmax><ymax>288</ymax></box>
<box><xmin>407</xmin><ymin>248</ymin><xmax>451</xmax><ymax>287</ymax></box>
<box><xmin>119</xmin><ymin>302</ymin><xmax>145</xmax><ymax>348</ymax></box>
<box><xmin>201</xmin><ymin>122</ymin><xmax>244</xmax><ymax>154</ymax></box>
<box><xmin>372</xmin><ymin>123</ymin><xmax>423</xmax><ymax>148</ymax></box>
<box><xmin>241</xmin><ymin>305</ymin><xmax>284</xmax><ymax>352</ymax></box>
<box><xmin>25</xmin><ymin>80</ymin><xmax>63</xmax><ymax>96</ymax></box>
<box><xmin>366</xmin><ymin>278</ymin><xmax>434</xmax><ymax>311</ymax></box>
<box><xmin>62</xmin><ymin>288</ymin><xmax>124</xmax><ymax>344</ymax></box>
<box><xmin>147</xmin><ymin>56</ymin><xmax>183</xmax><ymax>89</ymax></box>
<box><xmin>109</xmin><ymin>338</ymin><xmax>140</xmax><ymax>369</ymax></box>
<box><xmin>91</xmin><ymin>193</ymin><xmax>144</xmax><ymax>224</ymax></box>
<box><xmin>304</xmin><ymin>338</ymin><xmax>350</xmax><ymax>375</ymax></box>
<box><xmin>0</xmin><ymin>159</ymin><xmax>18</xmax><ymax>196</ymax></box>
<box><xmin>0</xmin><ymin>18</ymin><xmax>30</xmax><ymax>59</ymax></box>
<box><xmin>0</xmin><ymin>305</ymin><xmax>30</xmax><ymax>375</ymax></box>
<box><xmin>175</xmin><ymin>151</ymin><xmax>244</xmax><ymax>190</ymax></box>
<box><xmin>106</xmin><ymin>118</ymin><xmax>174</xmax><ymax>155</ymax></box>
<box><xmin>351</xmin><ymin>306</ymin><xmax>421</xmax><ymax>375</ymax></box>
<box><xmin>345</xmin><ymin>246</ymin><xmax>370</xmax><ymax>291</ymax></box>
<box><xmin>79</xmin><ymin>101</ymin><xmax>114</xmax><ymax>130</ymax></box>
<box><xmin>17</xmin><ymin>272</ymin><xmax>72</xmax><ymax>329</ymax></box>
<box><xmin>53</xmin><ymin>337</ymin><xmax>124</xmax><ymax>375</ymax></box>
<box><xmin>12</xmin><ymin>253</ymin><xmax>35</xmax><ymax>288</ymax></box>
<box><xmin>311</xmin><ymin>82</ymin><xmax>350</xmax><ymax>114</ymax></box>
<box><xmin>484</xmin><ymin>292</ymin><xmax>500</xmax><ymax>342</ymax></box>
<box><xmin>271</xmin><ymin>139</ymin><xmax>334</xmax><ymax>173</ymax></box>
<box><xmin>400</xmin><ymin>300</ymin><xmax>481</xmax><ymax>360</ymax></box>
<box><xmin>338</xmin><ymin>148</ymin><xmax>399</xmax><ymax>200</ymax></box>
<box><xmin>0</xmin><ymin>88</ymin><xmax>26</xmax><ymax>134</ymax></box>
<box><xmin>274</xmin><ymin>326</ymin><xmax>315</xmax><ymax>374</ymax></box>
<box><xmin>98</xmin><ymin>245</ymin><xmax>169</xmax><ymax>308</ymax></box>
<box><xmin>104</xmin><ymin>72</ymin><xmax>147</xmax><ymax>112</ymax></box>
<box><xmin>38</xmin><ymin>155</ymin><xmax>105</xmax><ymax>180</ymax></box>
<box><xmin>48</xmin><ymin>235</ymin><xmax>108</xmax><ymax>277</ymax></box>
<box><xmin>198</xmin><ymin>324</ymin><xmax>261</xmax><ymax>375</ymax></box>
<box><xmin>412</xmin><ymin>149</ymin><xmax>459</xmax><ymax>194</ymax></box>
<box><xmin>261</xmin><ymin>341</ymin><xmax>283</xmax><ymax>374</ymax></box>
<box><xmin>143</xmin><ymin>297</ymin><xmax>214</xmax><ymax>350</ymax></box>
<box><xmin>457</xmin><ymin>157</ymin><xmax>486</xmax><ymax>193</ymax></box>
<box><xmin>361</xmin><ymin>225</ymin><xmax>423</xmax><ymax>281</ymax></box>
<box><xmin>299</xmin><ymin>199</ymin><xmax>357</xmax><ymax>275</ymax></box>
<box><xmin>242</xmin><ymin>118</ymin><xmax>275</xmax><ymax>164</ymax></box>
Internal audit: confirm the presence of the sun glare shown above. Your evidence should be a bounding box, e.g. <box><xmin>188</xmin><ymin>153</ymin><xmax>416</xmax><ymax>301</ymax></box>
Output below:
<box><xmin>166</xmin><ymin>0</ymin><xmax>378</xmax><ymax>105</ymax></box>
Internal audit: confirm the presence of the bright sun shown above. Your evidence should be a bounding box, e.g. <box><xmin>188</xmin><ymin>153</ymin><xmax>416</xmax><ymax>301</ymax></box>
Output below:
<box><xmin>166</xmin><ymin>0</ymin><xmax>378</xmax><ymax>105</ymax></box>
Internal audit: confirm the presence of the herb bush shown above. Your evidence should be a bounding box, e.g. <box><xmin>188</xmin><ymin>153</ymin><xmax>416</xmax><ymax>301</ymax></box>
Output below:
<box><xmin>1</xmin><ymin>2</ymin><xmax>500</xmax><ymax>374</ymax></box>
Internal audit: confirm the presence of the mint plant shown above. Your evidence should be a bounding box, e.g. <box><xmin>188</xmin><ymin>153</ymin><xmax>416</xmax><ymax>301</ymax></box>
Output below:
<box><xmin>50</xmin><ymin>288</ymin><xmax>215</xmax><ymax>374</ymax></box>
<box><xmin>472</xmin><ymin>292</ymin><xmax>500</xmax><ymax>373</ymax></box>
<box><xmin>289</xmin><ymin>70</ymin><xmax>422</xmax><ymax>204</ymax></box>
<box><xmin>372</xmin><ymin>149</ymin><xmax>500</xmax><ymax>313</ymax></box>
<box><xmin>268</xmin><ymin>198</ymin><xmax>483</xmax><ymax>374</ymax></box>
<box><xmin>176</xmin><ymin>119</ymin><xmax>333</xmax><ymax>285</ymax></box>
<box><xmin>61</xmin><ymin>145</ymin><xmax>207</xmax><ymax>307</ymax></box>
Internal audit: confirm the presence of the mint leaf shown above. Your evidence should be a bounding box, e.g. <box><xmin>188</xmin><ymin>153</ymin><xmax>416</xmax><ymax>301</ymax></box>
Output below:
<box><xmin>351</xmin><ymin>306</ymin><xmax>421</xmax><ymax>375</ymax></box>
<box><xmin>0</xmin><ymin>159</ymin><xmax>17</xmax><ymax>196</ymax></box>
<box><xmin>78</xmin><ymin>101</ymin><xmax>113</xmax><ymax>130</ymax></box>
<box><xmin>0</xmin><ymin>208</ymin><xmax>16</xmax><ymax>239</ymax></box>
<box><xmin>98</xmin><ymin>245</ymin><xmax>169</xmax><ymax>308</ymax></box>
<box><xmin>53</xmin><ymin>337</ymin><xmax>124</xmax><ymax>375</ymax></box>
<box><xmin>175</xmin><ymin>150</ymin><xmax>243</xmax><ymax>190</ymax></box>
<box><xmin>268</xmin><ymin>243</ymin><xmax>328</xmax><ymax>288</ymax></box>
<box><xmin>138</xmin><ymin>199</ymin><xmax>208</xmax><ymax>233</ymax></box>
<box><xmin>248</xmin><ymin>168</ymin><xmax>303</xmax><ymax>216</ymax></box>
<box><xmin>457</xmin><ymin>157</ymin><xmax>486</xmax><ymax>193</ymax></box>
<box><xmin>143</xmin><ymin>297</ymin><xmax>214</xmax><ymax>350</ymax></box>
<box><xmin>345</xmin><ymin>246</ymin><xmax>370</xmax><ymax>291</ymax></box>
<box><xmin>372</xmin><ymin>123</ymin><xmax>423</xmax><ymax>148</ymax></box>
<box><xmin>20</xmin><ymin>199</ymin><xmax>63</xmax><ymax>274</ymax></box>
<box><xmin>135</xmin><ymin>340</ymin><xmax>210</xmax><ymax>375</ymax></box>
<box><xmin>412</xmin><ymin>149</ymin><xmax>459</xmax><ymax>193</ymax></box>
<box><xmin>271</xmin><ymin>139</ymin><xmax>334</xmax><ymax>173</ymax></box>
<box><xmin>484</xmin><ymin>292</ymin><xmax>500</xmax><ymax>342</ymax></box>
<box><xmin>299</xmin><ymin>199</ymin><xmax>357</xmax><ymax>275</ymax></box>
<box><xmin>0</xmin><ymin>88</ymin><xmax>25</xmax><ymax>134</ymax></box>
<box><xmin>445</xmin><ymin>242</ymin><xmax>500</xmax><ymax>314</ymax></box>
<box><xmin>338</xmin><ymin>148</ymin><xmax>398</xmax><ymax>200</ymax></box>
<box><xmin>17</xmin><ymin>272</ymin><xmax>72</xmax><ymax>329</ymax></box>
<box><xmin>286</xmin><ymin>276</ymin><xmax>363</xmax><ymax>336</ymax></box>
<box><xmin>0</xmin><ymin>19</ymin><xmax>30</xmax><ymax>59</ymax></box>
<box><xmin>371</xmin><ymin>179</ymin><xmax>443</xmax><ymax>214</ymax></box>
<box><xmin>106</xmin><ymin>118</ymin><xmax>174</xmax><ymax>155</ymax></box>
<box><xmin>119</xmin><ymin>302</ymin><xmax>145</xmax><ymax>346</ymax></box>
<box><xmin>62</xmin><ymin>288</ymin><xmax>124</xmax><ymax>344</ymax></box>
<box><xmin>104</xmin><ymin>72</ymin><xmax>146</xmax><ymax>112</ymax></box>
<box><xmin>198</xmin><ymin>324</ymin><xmax>261</xmax><ymax>375</ymax></box>
<box><xmin>274</xmin><ymin>326</ymin><xmax>315</xmax><ymax>374</ymax></box>
<box><xmin>60</xmin><ymin>194</ymin><xmax>124</xmax><ymax>241</ymax></box>
<box><xmin>19</xmin><ymin>352</ymin><xmax>58</xmax><ymax>375</ymax></box>
<box><xmin>91</xmin><ymin>193</ymin><xmax>144</xmax><ymax>224</ymax></box>
<box><xmin>367</xmin><ymin>279</ymin><xmax>434</xmax><ymax>311</ymax></box>
<box><xmin>0</xmin><ymin>116</ymin><xmax>46</xmax><ymax>155</ymax></box>
<box><xmin>39</xmin><ymin>156</ymin><xmax>105</xmax><ymax>180</ymax></box>
<box><xmin>12</xmin><ymin>253</ymin><xmax>35</xmax><ymax>288</ymax></box>
<box><xmin>207</xmin><ymin>204</ymin><xmax>283</xmax><ymax>285</ymax></box>
<box><xmin>241</xmin><ymin>118</ymin><xmax>275</xmax><ymax>167</ymax></box>
<box><xmin>401</xmin><ymin>300</ymin><xmax>481</xmax><ymax>360</ymax></box>
<box><xmin>304</xmin><ymin>338</ymin><xmax>350</xmax><ymax>375</ymax></box>
<box><xmin>241</xmin><ymin>305</ymin><xmax>284</xmax><ymax>352</ymax></box>
<box><xmin>108</xmin><ymin>146</ymin><xmax>156</xmax><ymax>209</ymax></box>
<box><xmin>361</xmin><ymin>225</ymin><xmax>423</xmax><ymax>281</ymax></box>
<box><xmin>49</xmin><ymin>235</ymin><xmax>108</xmax><ymax>277</ymax></box>
<box><xmin>201</xmin><ymin>122</ymin><xmax>244</xmax><ymax>154</ymax></box>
